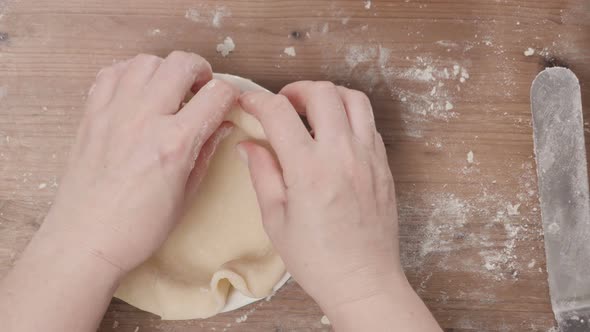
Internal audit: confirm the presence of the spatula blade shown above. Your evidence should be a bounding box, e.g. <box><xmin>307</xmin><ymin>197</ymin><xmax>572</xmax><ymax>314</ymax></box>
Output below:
<box><xmin>531</xmin><ymin>67</ymin><xmax>590</xmax><ymax>331</ymax></box>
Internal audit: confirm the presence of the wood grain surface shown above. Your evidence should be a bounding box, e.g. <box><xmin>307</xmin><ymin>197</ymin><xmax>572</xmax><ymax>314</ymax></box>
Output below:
<box><xmin>1</xmin><ymin>0</ymin><xmax>589</xmax><ymax>331</ymax></box>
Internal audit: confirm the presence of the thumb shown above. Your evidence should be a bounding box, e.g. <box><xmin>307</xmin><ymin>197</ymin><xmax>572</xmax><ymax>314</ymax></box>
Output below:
<box><xmin>237</xmin><ymin>141</ymin><xmax>286</xmax><ymax>233</ymax></box>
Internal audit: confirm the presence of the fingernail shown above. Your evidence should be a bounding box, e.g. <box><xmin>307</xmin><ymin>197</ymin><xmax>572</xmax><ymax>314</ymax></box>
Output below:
<box><xmin>236</xmin><ymin>144</ymin><xmax>248</xmax><ymax>164</ymax></box>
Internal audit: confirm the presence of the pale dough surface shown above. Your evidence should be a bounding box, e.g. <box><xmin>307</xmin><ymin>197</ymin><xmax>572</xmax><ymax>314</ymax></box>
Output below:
<box><xmin>114</xmin><ymin>74</ymin><xmax>286</xmax><ymax>320</ymax></box>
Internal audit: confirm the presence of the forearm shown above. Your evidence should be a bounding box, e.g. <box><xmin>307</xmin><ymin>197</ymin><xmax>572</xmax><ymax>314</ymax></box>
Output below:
<box><xmin>321</xmin><ymin>275</ymin><xmax>442</xmax><ymax>332</ymax></box>
<box><xmin>0</xmin><ymin>221</ymin><xmax>122</xmax><ymax>332</ymax></box>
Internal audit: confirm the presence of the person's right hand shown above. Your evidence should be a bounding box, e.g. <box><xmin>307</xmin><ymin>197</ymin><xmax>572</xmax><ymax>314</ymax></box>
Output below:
<box><xmin>237</xmin><ymin>81</ymin><xmax>404</xmax><ymax>310</ymax></box>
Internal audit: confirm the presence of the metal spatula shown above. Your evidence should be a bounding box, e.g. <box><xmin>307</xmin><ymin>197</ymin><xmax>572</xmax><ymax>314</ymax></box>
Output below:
<box><xmin>531</xmin><ymin>67</ymin><xmax>590</xmax><ymax>331</ymax></box>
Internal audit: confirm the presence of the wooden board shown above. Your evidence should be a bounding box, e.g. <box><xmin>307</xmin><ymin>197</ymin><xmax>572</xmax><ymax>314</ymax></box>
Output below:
<box><xmin>0</xmin><ymin>0</ymin><xmax>589</xmax><ymax>330</ymax></box>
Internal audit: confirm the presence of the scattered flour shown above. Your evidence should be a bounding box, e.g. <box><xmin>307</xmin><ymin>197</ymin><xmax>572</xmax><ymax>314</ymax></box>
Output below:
<box><xmin>479</xmin><ymin>235</ymin><xmax>519</xmax><ymax>280</ymax></box>
<box><xmin>364</xmin><ymin>1</ymin><xmax>372</xmax><ymax>9</ymax></box>
<box><xmin>321</xmin><ymin>43</ymin><xmax>470</xmax><ymax>138</ymax></box>
<box><xmin>398</xmin><ymin>186</ymin><xmax>527</xmax><ymax>282</ymax></box>
<box><xmin>216</xmin><ymin>37</ymin><xmax>235</xmax><ymax>57</ymax></box>
<box><xmin>524</xmin><ymin>48</ymin><xmax>535</xmax><ymax>56</ymax></box>
<box><xmin>147</xmin><ymin>28</ymin><xmax>162</xmax><ymax>36</ymax></box>
<box><xmin>112</xmin><ymin>321</ymin><xmax>119</xmax><ymax>329</ymax></box>
<box><xmin>400</xmin><ymin>64</ymin><xmax>437</xmax><ymax>81</ymax></box>
<box><xmin>133</xmin><ymin>327</ymin><xmax>139</xmax><ymax>332</ymax></box>
<box><xmin>185</xmin><ymin>8</ymin><xmax>200</xmax><ymax>22</ymax></box>
<box><xmin>422</xmin><ymin>199</ymin><xmax>467</xmax><ymax>257</ymax></box>
<box><xmin>235</xmin><ymin>305</ymin><xmax>258</xmax><ymax>324</ymax></box>
<box><xmin>211</xmin><ymin>7</ymin><xmax>231</xmax><ymax>28</ymax></box>
<box><xmin>185</xmin><ymin>5</ymin><xmax>231</xmax><ymax>28</ymax></box>
<box><xmin>283</xmin><ymin>46</ymin><xmax>296</xmax><ymax>57</ymax></box>
<box><xmin>507</xmin><ymin>203</ymin><xmax>521</xmax><ymax>216</ymax></box>
<box><xmin>435</xmin><ymin>40</ymin><xmax>460</xmax><ymax>48</ymax></box>
<box><xmin>528</xmin><ymin>259</ymin><xmax>536</xmax><ymax>268</ymax></box>
<box><xmin>38</xmin><ymin>183</ymin><xmax>47</xmax><ymax>190</ymax></box>
<box><xmin>392</xmin><ymin>57</ymin><xmax>469</xmax><ymax>136</ymax></box>
<box><xmin>445</xmin><ymin>101</ymin><xmax>454</xmax><ymax>111</ymax></box>
<box><xmin>467</xmin><ymin>151</ymin><xmax>474</xmax><ymax>164</ymax></box>
<box><xmin>345</xmin><ymin>45</ymin><xmax>378</xmax><ymax>67</ymax></box>
<box><xmin>320</xmin><ymin>315</ymin><xmax>331</xmax><ymax>325</ymax></box>
<box><xmin>459</xmin><ymin>68</ymin><xmax>470</xmax><ymax>83</ymax></box>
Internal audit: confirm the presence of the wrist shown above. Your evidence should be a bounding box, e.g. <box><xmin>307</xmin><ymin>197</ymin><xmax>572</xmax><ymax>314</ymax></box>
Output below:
<box><xmin>313</xmin><ymin>266</ymin><xmax>409</xmax><ymax>311</ymax></box>
<box><xmin>0</xmin><ymin>216</ymin><xmax>126</xmax><ymax>332</ymax></box>
<box><xmin>31</xmin><ymin>218</ymin><xmax>125</xmax><ymax>286</ymax></box>
<box><xmin>318</xmin><ymin>272</ymin><xmax>442</xmax><ymax>332</ymax></box>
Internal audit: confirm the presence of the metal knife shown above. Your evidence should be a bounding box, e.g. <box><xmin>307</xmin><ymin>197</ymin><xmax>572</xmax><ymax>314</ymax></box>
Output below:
<box><xmin>531</xmin><ymin>67</ymin><xmax>590</xmax><ymax>331</ymax></box>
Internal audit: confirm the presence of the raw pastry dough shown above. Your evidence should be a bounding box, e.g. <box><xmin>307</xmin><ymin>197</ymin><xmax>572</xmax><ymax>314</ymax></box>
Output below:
<box><xmin>114</xmin><ymin>74</ymin><xmax>286</xmax><ymax>320</ymax></box>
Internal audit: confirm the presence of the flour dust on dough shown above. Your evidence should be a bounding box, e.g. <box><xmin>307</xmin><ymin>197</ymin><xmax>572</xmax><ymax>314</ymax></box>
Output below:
<box><xmin>114</xmin><ymin>74</ymin><xmax>286</xmax><ymax>320</ymax></box>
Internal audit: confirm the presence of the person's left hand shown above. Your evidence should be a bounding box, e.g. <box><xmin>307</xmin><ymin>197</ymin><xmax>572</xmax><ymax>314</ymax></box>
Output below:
<box><xmin>40</xmin><ymin>52</ymin><xmax>238</xmax><ymax>274</ymax></box>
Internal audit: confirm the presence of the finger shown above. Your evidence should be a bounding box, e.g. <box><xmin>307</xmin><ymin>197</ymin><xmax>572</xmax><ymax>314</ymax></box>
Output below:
<box><xmin>238</xmin><ymin>91</ymin><xmax>313</xmax><ymax>167</ymax></box>
<box><xmin>335</xmin><ymin>86</ymin><xmax>376</xmax><ymax>146</ymax></box>
<box><xmin>237</xmin><ymin>141</ymin><xmax>286</xmax><ymax>234</ymax></box>
<box><xmin>374</xmin><ymin>132</ymin><xmax>391</xmax><ymax>171</ymax></box>
<box><xmin>144</xmin><ymin>51</ymin><xmax>212</xmax><ymax>115</ymax></box>
<box><xmin>185</xmin><ymin>122</ymin><xmax>234</xmax><ymax>199</ymax></box>
<box><xmin>176</xmin><ymin>79</ymin><xmax>239</xmax><ymax>151</ymax></box>
<box><xmin>116</xmin><ymin>54</ymin><xmax>163</xmax><ymax>95</ymax></box>
<box><xmin>279</xmin><ymin>81</ymin><xmax>351</xmax><ymax>141</ymax></box>
<box><xmin>373</xmin><ymin>132</ymin><xmax>396</xmax><ymax>204</ymax></box>
<box><xmin>86</xmin><ymin>60</ymin><xmax>129</xmax><ymax>112</ymax></box>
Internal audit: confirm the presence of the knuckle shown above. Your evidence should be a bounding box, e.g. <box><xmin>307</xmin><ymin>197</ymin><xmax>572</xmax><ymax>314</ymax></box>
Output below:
<box><xmin>167</xmin><ymin>50</ymin><xmax>189</xmax><ymax>60</ymax></box>
<box><xmin>157</xmin><ymin>132</ymin><xmax>191</xmax><ymax>165</ymax></box>
<box><xmin>96</xmin><ymin>66</ymin><xmax>118</xmax><ymax>82</ymax></box>
<box><xmin>186</xmin><ymin>52</ymin><xmax>207</xmax><ymax>65</ymax></box>
<box><xmin>134</xmin><ymin>53</ymin><xmax>161</xmax><ymax>66</ymax></box>
<box><xmin>166</xmin><ymin>51</ymin><xmax>192</xmax><ymax>67</ymax></box>
<box><xmin>189</xmin><ymin>55</ymin><xmax>211</xmax><ymax>75</ymax></box>
<box><xmin>169</xmin><ymin>51</ymin><xmax>206</xmax><ymax>67</ymax></box>
<box><xmin>265</xmin><ymin>94</ymin><xmax>292</xmax><ymax>112</ymax></box>
<box><xmin>169</xmin><ymin>120</ymin><xmax>193</xmax><ymax>143</ymax></box>
<box><xmin>167</xmin><ymin>51</ymin><xmax>211</xmax><ymax>79</ymax></box>
<box><xmin>212</xmin><ymin>79</ymin><xmax>235</xmax><ymax>96</ymax></box>
<box><xmin>350</xmin><ymin>89</ymin><xmax>371</xmax><ymax>104</ymax></box>
<box><xmin>315</xmin><ymin>81</ymin><xmax>336</xmax><ymax>90</ymax></box>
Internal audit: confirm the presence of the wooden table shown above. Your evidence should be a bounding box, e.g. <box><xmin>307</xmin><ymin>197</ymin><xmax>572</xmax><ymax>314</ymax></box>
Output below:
<box><xmin>1</xmin><ymin>0</ymin><xmax>588</xmax><ymax>330</ymax></box>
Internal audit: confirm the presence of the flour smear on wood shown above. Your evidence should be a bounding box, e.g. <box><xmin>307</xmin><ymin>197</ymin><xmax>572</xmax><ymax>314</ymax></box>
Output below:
<box><xmin>323</xmin><ymin>42</ymin><xmax>471</xmax><ymax>138</ymax></box>
<box><xmin>185</xmin><ymin>4</ymin><xmax>232</xmax><ymax>28</ymax></box>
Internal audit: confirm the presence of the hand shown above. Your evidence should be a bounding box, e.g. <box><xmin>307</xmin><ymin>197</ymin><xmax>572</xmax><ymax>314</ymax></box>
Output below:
<box><xmin>237</xmin><ymin>81</ymin><xmax>403</xmax><ymax>309</ymax></box>
<box><xmin>42</xmin><ymin>52</ymin><xmax>238</xmax><ymax>274</ymax></box>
